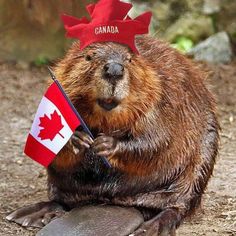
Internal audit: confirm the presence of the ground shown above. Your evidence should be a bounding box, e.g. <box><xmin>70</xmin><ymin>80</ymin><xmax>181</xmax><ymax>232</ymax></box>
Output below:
<box><xmin>0</xmin><ymin>61</ymin><xmax>235</xmax><ymax>236</ymax></box>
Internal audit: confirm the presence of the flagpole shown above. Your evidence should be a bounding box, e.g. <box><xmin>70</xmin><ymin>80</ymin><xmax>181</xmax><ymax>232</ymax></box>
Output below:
<box><xmin>47</xmin><ymin>67</ymin><xmax>111</xmax><ymax>168</ymax></box>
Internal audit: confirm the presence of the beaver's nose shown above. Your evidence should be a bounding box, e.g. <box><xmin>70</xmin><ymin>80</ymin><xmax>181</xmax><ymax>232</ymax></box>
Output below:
<box><xmin>103</xmin><ymin>63</ymin><xmax>124</xmax><ymax>81</ymax></box>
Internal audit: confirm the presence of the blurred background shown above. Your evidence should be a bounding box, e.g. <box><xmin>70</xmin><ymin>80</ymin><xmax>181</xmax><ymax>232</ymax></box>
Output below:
<box><xmin>0</xmin><ymin>0</ymin><xmax>235</xmax><ymax>65</ymax></box>
<box><xmin>0</xmin><ymin>1</ymin><xmax>236</xmax><ymax>236</ymax></box>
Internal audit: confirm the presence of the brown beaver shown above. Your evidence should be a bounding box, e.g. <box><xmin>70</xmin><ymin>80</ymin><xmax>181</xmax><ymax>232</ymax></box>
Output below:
<box><xmin>7</xmin><ymin>36</ymin><xmax>219</xmax><ymax>235</ymax></box>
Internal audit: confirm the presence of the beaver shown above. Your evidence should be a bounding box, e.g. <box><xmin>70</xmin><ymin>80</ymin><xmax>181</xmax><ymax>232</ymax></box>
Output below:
<box><xmin>6</xmin><ymin>36</ymin><xmax>219</xmax><ymax>235</ymax></box>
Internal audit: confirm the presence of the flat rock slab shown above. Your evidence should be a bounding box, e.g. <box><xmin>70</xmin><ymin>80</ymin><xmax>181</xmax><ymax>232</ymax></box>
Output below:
<box><xmin>188</xmin><ymin>31</ymin><xmax>233</xmax><ymax>64</ymax></box>
<box><xmin>37</xmin><ymin>205</ymin><xmax>144</xmax><ymax>236</ymax></box>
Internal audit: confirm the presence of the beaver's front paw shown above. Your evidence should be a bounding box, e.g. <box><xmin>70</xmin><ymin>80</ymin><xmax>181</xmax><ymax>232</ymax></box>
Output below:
<box><xmin>71</xmin><ymin>130</ymin><xmax>94</xmax><ymax>154</ymax></box>
<box><xmin>92</xmin><ymin>134</ymin><xmax>118</xmax><ymax>157</ymax></box>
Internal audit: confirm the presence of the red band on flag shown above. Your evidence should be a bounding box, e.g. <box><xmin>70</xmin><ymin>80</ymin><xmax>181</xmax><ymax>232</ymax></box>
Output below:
<box><xmin>44</xmin><ymin>82</ymin><xmax>80</xmax><ymax>131</ymax></box>
<box><xmin>24</xmin><ymin>134</ymin><xmax>56</xmax><ymax>167</ymax></box>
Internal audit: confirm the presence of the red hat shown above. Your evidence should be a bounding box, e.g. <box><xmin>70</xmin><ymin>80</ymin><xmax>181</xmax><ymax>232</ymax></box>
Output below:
<box><xmin>61</xmin><ymin>0</ymin><xmax>152</xmax><ymax>53</ymax></box>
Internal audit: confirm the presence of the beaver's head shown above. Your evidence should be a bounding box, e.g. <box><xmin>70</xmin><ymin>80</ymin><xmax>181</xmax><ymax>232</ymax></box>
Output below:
<box><xmin>56</xmin><ymin>39</ymin><xmax>161</xmax><ymax>130</ymax></box>
<box><xmin>80</xmin><ymin>42</ymin><xmax>132</xmax><ymax>112</ymax></box>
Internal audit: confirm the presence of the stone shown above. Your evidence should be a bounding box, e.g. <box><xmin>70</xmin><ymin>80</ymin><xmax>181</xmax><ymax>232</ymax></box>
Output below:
<box><xmin>150</xmin><ymin>0</ymin><xmax>191</xmax><ymax>37</ymax></box>
<box><xmin>203</xmin><ymin>0</ymin><xmax>221</xmax><ymax>14</ymax></box>
<box><xmin>217</xmin><ymin>0</ymin><xmax>236</xmax><ymax>45</ymax></box>
<box><xmin>186</xmin><ymin>0</ymin><xmax>204</xmax><ymax>12</ymax></box>
<box><xmin>163</xmin><ymin>13</ymin><xmax>214</xmax><ymax>43</ymax></box>
<box><xmin>188</xmin><ymin>32</ymin><xmax>233</xmax><ymax>64</ymax></box>
<box><xmin>36</xmin><ymin>205</ymin><xmax>144</xmax><ymax>236</ymax></box>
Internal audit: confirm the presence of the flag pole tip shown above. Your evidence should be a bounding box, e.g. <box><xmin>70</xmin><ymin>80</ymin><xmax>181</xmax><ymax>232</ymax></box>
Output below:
<box><xmin>47</xmin><ymin>66</ymin><xmax>56</xmax><ymax>81</ymax></box>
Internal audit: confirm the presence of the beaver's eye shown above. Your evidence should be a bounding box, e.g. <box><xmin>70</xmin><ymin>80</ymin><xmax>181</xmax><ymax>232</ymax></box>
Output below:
<box><xmin>85</xmin><ymin>55</ymin><xmax>92</xmax><ymax>61</ymax></box>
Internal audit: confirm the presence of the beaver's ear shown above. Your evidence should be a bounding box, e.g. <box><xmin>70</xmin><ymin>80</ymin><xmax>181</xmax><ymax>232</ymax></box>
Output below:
<box><xmin>126</xmin><ymin>53</ymin><xmax>132</xmax><ymax>63</ymax></box>
<box><xmin>71</xmin><ymin>40</ymin><xmax>81</xmax><ymax>51</ymax></box>
<box><xmin>67</xmin><ymin>41</ymin><xmax>85</xmax><ymax>59</ymax></box>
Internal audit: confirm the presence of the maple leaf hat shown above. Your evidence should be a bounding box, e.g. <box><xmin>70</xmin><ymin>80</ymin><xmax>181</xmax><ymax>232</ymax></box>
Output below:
<box><xmin>61</xmin><ymin>0</ymin><xmax>152</xmax><ymax>54</ymax></box>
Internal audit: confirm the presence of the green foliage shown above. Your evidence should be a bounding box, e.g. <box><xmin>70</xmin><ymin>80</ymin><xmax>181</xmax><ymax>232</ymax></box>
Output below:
<box><xmin>171</xmin><ymin>36</ymin><xmax>194</xmax><ymax>53</ymax></box>
<box><xmin>34</xmin><ymin>56</ymin><xmax>49</xmax><ymax>66</ymax></box>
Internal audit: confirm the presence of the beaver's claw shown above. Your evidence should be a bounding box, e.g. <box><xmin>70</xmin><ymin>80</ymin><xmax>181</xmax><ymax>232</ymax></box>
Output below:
<box><xmin>71</xmin><ymin>130</ymin><xmax>94</xmax><ymax>154</ymax></box>
<box><xmin>92</xmin><ymin>133</ymin><xmax>118</xmax><ymax>157</ymax></box>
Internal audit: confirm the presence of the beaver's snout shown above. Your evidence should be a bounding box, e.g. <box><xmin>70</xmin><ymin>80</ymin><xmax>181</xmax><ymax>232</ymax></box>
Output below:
<box><xmin>103</xmin><ymin>62</ymin><xmax>124</xmax><ymax>83</ymax></box>
<box><xmin>95</xmin><ymin>59</ymin><xmax>128</xmax><ymax>111</ymax></box>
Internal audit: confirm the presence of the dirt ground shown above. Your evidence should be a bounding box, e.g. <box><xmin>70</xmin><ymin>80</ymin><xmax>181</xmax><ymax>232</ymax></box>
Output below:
<box><xmin>0</xmin><ymin>61</ymin><xmax>235</xmax><ymax>236</ymax></box>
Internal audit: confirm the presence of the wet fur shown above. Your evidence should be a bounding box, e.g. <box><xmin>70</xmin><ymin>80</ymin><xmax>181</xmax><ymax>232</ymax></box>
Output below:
<box><xmin>49</xmin><ymin>36</ymin><xmax>219</xmax><ymax>227</ymax></box>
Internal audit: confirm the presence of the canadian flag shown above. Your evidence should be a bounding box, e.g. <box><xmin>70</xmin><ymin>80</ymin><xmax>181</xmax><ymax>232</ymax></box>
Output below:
<box><xmin>24</xmin><ymin>81</ymin><xmax>81</xmax><ymax>167</ymax></box>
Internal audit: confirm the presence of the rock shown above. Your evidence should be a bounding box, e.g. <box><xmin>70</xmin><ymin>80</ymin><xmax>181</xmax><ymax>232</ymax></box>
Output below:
<box><xmin>151</xmin><ymin>1</ymin><xmax>185</xmax><ymax>36</ymax></box>
<box><xmin>203</xmin><ymin>0</ymin><xmax>221</xmax><ymax>14</ymax></box>
<box><xmin>163</xmin><ymin>13</ymin><xmax>214</xmax><ymax>43</ymax></box>
<box><xmin>150</xmin><ymin>0</ymin><xmax>204</xmax><ymax>37</ymax></box>
<box><xmin>217</xmin><ymin>0</ymin><xmax>236</xmax><ymax>45</ymax></box>
<box><xmin>150</xmin><ymin>2</ymin><xmax>170</xmax><ymax>35</ymax></box>
<box><xmin>186</xmin><ymin>0</ymin><xmax>204</xmax><ymax>12</ymax></box>
<box><xmin>188</xmin><ymin>32</ymin><xmax>233</xmax><ymax>64</ymax></box>
<box><xmin>129</xmin><ymin>0</ymin><xmax>204</xmax><ymax>37</ymax></box>
<box><xmin>36</xmin><ymin>205</ymin><xmax>144</xmax><ymax>236</ymax></box>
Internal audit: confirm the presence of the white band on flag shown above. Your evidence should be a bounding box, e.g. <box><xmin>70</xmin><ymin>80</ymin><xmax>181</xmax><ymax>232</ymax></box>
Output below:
<box><xmin>30</xmin><ymin>96</ymin><xmax>73</xmax><ymax>154</ymax></box>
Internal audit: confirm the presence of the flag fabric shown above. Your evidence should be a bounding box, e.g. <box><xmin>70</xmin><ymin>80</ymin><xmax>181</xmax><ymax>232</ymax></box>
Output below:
<box><xmin>24</xmin><ymin>81</ymin><xmax>81</xmax><ymax>167</ymax></box>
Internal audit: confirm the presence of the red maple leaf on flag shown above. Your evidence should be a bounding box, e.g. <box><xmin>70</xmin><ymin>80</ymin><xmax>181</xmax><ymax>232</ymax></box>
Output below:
<box><xmin>38</xmin><ymin>110</ymin><xmax>64</xmax><ymax>141</ymax></box>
